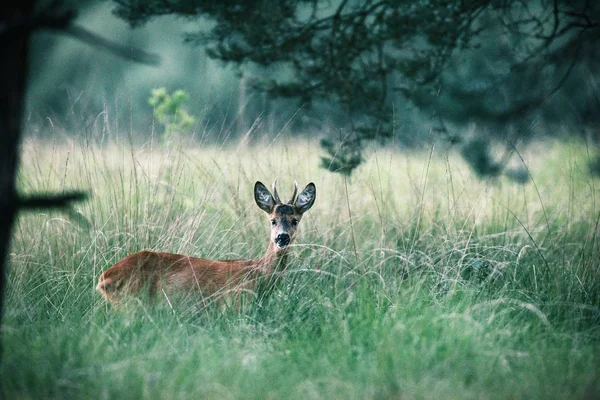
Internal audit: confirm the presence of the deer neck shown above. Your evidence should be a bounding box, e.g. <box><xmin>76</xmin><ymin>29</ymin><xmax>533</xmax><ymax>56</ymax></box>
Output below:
<box><xmin>257</xmin><ymin>241</ymin><xmax>289</xmax><ymax>275</ymax></box>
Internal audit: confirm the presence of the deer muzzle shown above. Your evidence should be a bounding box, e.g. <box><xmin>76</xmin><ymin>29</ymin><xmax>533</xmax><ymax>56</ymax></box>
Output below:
<box><xmin>275</xmin><ymin>233</ymin><xmax>291</xmax><ymax>248</ymax></box>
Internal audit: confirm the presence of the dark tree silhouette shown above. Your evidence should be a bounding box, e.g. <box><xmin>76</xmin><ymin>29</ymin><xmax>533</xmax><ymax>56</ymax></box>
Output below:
<box><xmin>1</xmin><ymin>3</ymin><xmax>40</xmax><ymax>356</ymax></box>
<box><xmin>112</xmin><ymin>0</ymin><xmax>600</xmax><ymax>177</ymax></box>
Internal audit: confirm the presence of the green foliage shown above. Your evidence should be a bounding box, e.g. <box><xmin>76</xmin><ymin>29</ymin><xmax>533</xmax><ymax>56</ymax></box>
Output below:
<box><xmin>460</xmin><ymin>138</ymin><xmax>502</xmax><ymax>179</ymax></box>
<box><xmin>320</xmin><ymin>133</ymin><xmax>362</xmax><ymax>176</ymax></box>
<box><xmin>148</xmin><ymin>87</ymin><xmax>196</xmax><ymax>142</ymax></box>
<box><xmin>589</xmin><ymin>154</ymin><xmax>600</xmax><ymax>176</ymax></box>
<box><xmin>113</xmin><ymin>0</ymin><xmax>600</xmax><ymax>177</ymax></box>
<box><xmin>2</xmin><ymin>139</ymin><xmax>599</xmax><ymax>399</ymax></box>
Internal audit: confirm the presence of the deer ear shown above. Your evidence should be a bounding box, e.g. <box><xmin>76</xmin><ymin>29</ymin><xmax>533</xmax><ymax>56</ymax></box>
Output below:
<box><xmin>295</xmin><ymin>182</ymin><xmax>316</xmax><ymax>214</ymax></box>
<box><xmin>254</xmin><ymin>181</ymin><xmax>275</xmax><ymax>213</ymax></box>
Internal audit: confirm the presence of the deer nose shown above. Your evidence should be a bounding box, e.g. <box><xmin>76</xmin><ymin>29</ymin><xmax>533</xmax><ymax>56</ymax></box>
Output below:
<box><xmin>275</xmin><ymin>233</ymin><xmax>291</xmax><ymax>248</ymax></box>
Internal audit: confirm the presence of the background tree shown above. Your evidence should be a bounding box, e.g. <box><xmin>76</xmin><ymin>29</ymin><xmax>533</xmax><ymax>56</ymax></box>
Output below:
<box><xmin>112</xmin><ymin>0</ymin><xmax>600</xmax><ymax>177</ymax></box>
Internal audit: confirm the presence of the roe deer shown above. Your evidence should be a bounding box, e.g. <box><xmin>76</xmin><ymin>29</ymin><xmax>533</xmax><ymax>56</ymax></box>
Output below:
<box><xmin>96</xmin><ymin>181</ymin><xmax>316</xmax><ymax>305</ymax></box>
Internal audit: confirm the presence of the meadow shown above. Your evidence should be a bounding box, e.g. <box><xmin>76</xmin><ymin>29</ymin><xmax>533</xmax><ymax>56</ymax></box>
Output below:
<box><xmin>1</xmin><ymin>134</ymin><xmax>598</xmax><ymax>399</ymax></box>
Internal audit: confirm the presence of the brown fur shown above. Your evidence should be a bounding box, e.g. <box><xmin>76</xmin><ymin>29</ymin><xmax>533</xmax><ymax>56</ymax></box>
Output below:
<box><xmin>96</xmin><ymin>248</ymin><xmax>283</xmax><ymax>305</ymax></box>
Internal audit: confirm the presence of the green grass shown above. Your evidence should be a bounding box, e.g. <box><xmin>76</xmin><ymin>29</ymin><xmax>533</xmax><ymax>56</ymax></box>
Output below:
<box><xmin>1</xmin><ymin>136</ymin><xmax>599</xmax><ymax>399</ymax></box>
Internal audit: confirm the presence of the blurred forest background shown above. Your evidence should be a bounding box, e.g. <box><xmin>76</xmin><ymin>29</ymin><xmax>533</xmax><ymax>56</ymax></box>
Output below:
<box><xmin>28</xmin><ymin>1</ymin><xmax>312</xmax><ymax>143</ymax></box>
<box><xmin>26</xmin><ymin>0</ymin><xmax>600</xmax><ymax>178</ymax></box>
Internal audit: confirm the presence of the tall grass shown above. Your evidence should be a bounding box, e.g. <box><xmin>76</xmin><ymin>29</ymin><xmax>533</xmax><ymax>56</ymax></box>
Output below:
<box><xmin>1</xmin><ymin>135</ymin><xmax>599</xmax><ymax>399</ymax></box>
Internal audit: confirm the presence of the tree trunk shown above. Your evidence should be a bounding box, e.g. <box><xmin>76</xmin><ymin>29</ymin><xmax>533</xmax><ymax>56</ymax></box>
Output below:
<box><xmin>0</xmin><ymin>2</ymin><xmax>36</xmax><ymax>356</ymax></box>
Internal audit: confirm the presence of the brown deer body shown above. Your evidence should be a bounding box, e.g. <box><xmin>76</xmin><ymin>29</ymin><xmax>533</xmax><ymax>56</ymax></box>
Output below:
<box><xmin>96</xmin><ymin>181</ymin><xmax>316</xmax><ymax>305</ymax></box>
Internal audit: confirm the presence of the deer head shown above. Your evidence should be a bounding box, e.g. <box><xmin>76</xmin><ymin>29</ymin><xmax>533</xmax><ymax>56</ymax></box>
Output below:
<box><xmin>254</xmin><ymin>180</ymin><xmax>316</xmax><ymax>251</ymax></box>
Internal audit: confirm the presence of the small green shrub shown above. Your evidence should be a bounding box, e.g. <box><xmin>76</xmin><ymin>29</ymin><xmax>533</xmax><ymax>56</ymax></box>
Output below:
<box><xmin>148</xmin><ymin>87</ymin><xmax>196</xmax><ymax>142</ymax></box>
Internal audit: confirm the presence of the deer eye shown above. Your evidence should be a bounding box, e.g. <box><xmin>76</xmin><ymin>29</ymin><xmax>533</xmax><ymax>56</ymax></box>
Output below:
<box><xmin>291</xmin><ymin>218</ymin><xmax>298</xmax><ymax>227</ymax></box>
<box><xmin>271</xmin><ymin>219</ymin><xmax>277</xmax><ymax>226</ymax></box>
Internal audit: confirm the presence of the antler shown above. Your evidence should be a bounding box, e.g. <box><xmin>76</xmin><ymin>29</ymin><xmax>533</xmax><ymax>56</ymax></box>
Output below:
<box><xmin>272</xmin><ymin>180</ymin><xmax>282</xmax><ymax>204</ymax></box>
<box><xmin>288</xmin><ymin>181</ymin><xmax>298</xmax><ymax>204</ymax></box>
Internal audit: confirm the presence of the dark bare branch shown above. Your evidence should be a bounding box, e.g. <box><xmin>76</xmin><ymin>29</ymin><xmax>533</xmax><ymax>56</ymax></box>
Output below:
<box><xmin>18</xmin><ymin>191</ymin><xmax>88</xmax><ymax>210</ymax></box>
